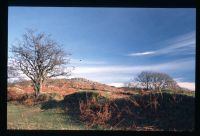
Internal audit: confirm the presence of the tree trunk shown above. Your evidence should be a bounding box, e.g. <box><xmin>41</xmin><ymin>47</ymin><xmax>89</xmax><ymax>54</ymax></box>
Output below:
<box><xmin>35</xmin><ymin>88</ymin><xmax>39</xmax><ymax>98</ymax></box>
<box><xmin>33</xmin><ymin>82</ymin><xmax>41</xmax><ymax>98</ymax></box>
<box><xmin>158</xmin><ymin>87</ymin><xmax>163</xmax><ymax>99</ymax></box>
<box><xmin>40</xmin><ymin>81</ymin><xmax>43</xmax><ymax>93</ymax></box>
<box><xmin>33</xmin><ymin>86</ymin><xmax>38</xmax><ymax>98</ymax></box>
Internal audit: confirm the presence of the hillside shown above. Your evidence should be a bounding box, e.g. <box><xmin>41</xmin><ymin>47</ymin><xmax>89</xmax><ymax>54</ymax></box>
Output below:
<box><xmin>8</xmin><ymin>78</ymin><xmax>125</xmax><ymax>100</ymax></box>
<box><xmin>7</xmin><ymin>90</ymin><xmax>195</xmax><ymax>131</ymax></box>
<box><xmin>7</xmin><ymin>78</ymin><xmax>195</xmax><ymax>131</ymax></box>
<box><xmin>9</xmin><ymin>78</ymin><xmax>116</xmax><ymax>89</ymax></box>
<box><xmin>8</xmin><ymin>78</ymin><xmax>195</xmax><ymax>100</ymax></box>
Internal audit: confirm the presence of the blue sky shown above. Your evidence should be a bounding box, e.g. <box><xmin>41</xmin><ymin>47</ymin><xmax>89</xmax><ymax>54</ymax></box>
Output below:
<box><xmin>8</xmin><ymin>7</ymin><xmax>196</xmax><ymax>90</ymax></box>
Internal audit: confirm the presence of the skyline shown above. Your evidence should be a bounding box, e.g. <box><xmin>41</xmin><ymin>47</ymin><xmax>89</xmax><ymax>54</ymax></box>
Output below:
<box><xmin>8</xmin><ymin>7</ymin><xmax>196</xmax><ymax>90</ymax></box>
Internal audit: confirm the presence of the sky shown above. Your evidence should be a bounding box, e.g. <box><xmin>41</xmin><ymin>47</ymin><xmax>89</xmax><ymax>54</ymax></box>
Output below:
<box><xmin>8</xmin><ymin>7</ymin><xmax>196</xmax><ymax>90</ymax></box>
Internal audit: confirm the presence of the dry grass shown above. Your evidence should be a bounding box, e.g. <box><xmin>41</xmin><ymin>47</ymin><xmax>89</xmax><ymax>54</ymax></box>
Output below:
<box><xmin>77</xmin><ymin>91</ymin><xmax>194</xmax><ymax>131</ymax></box>
<box><xmin>79</xmin><ymin>96</ymin><xmax>112</xmax><ymax>128</ymax></box>
<box><xmin>7</xmin><ymin>79</ymin><xmax>195</xmax><ymax>131</ymax></box>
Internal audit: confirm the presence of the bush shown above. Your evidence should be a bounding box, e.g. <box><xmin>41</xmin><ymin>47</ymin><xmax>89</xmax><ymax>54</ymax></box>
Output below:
<box><xmin>8</xmin><ymin>91</ymin><xmax>64</xmax><ymax>106</ymax></box>
<box><xmin>78</xmin><ymin>92</ymin><xmax>194</xmax><ymax>130</ymax></box>
<box><xmin>79</xmin><ymin>97</ymin><xmax>112</xmax><ymax>128</ymax></box>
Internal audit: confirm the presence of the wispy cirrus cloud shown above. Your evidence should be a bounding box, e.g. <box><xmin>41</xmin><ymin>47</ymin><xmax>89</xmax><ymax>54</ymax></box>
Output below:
<box><xmin>128</xmin><ymin>31</ymin><xmax>195</xmax><ymax>56</ymax></box>
<box><xmin>72</xmin><ymin>58</ymin><xmax>194</xmax><ymax>74</ymax></box>
<box><xmin>129</xmin><ymin>51</ymin><xmax>155</xmax><ymax>56</ymax></box>
<box><xmin>70</xmin><ymin>74</ymin><xmax>132</xmax><ymax>83</ymax></box>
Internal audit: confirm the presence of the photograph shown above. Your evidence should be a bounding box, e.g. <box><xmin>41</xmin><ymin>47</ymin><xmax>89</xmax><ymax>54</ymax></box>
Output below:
<box><xmin>7</xmin><ymin>7</ymin><xmax>195</xmax><ymax>131</ymax></box>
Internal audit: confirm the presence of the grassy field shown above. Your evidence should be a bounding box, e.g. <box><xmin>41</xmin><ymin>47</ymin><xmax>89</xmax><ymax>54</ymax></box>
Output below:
<box><xmin>162</xmin><ymin>89</ymin><xmax>195</xmax><ymax>97</ymax></box>
<box><xmin>7</xmin><ymin>102</ymin><xmax>87</xmax><ymax>130</ymax></box>
<box><xmin>7</xmin><ymin>89</ymin><xmax>195</xmax><ymax>131</ymax></box>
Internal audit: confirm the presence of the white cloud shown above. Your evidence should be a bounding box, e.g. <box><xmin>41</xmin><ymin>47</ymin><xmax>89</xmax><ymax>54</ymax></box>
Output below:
<box><xmin>69</xmin><ymin>74</ymin><xmax>132</xmax><ymax>83</ymax></box>
<box><xmin>72</xmin><ymin>58</ymin><xmax>194</xmax><ymax>74</ymax></box>
<box><xmin>178</xmin><ymin>82</ymin><xmax>195</xmax><ymax>91</ymax></box>
<box><xmin>128</xmin><ymin>31</ymin><xmax>195</xmax><ymax>57</ymax></box>
<box><xmin>107</xmin><ymin>83</ymin><xmax>125</xmax><ymax>87</ymax></box>
<box><xmin>8</xmin><ymin>57</ymin><xmax>195</xmax><ymax>87</ymax></box>
<box><xmin>129</xmin><ymin>51</ymin><xmax>155</xmax><ymax>56</ymax></box>
<box><xmin>108</xmin><ymin>82</ymin><xmax>195</xmax><ymax>91</ymax></box>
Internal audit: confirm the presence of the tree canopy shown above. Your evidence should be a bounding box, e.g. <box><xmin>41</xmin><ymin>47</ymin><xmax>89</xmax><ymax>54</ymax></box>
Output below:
<box><xmin>9</xmin><ymin>29</ymin><xmax>72</xmax><ymax>97</ymax></box>
<box><xmin>134</xmin><ymin>71</ymin><xmax>179</xmax><ymax>91</ymax></box>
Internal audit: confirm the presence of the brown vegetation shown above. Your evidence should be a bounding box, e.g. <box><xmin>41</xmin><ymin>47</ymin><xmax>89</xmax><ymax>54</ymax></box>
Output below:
<box><xmin>8</xmin><ymin>79</ymin><xmax>194</xmax><ymax>131</ymax></box>
<box><xmin>76</xmin><ymin>92</ymin><xmax>194</xmax><ymax>130</ymax></box>
<box><xmin>79</xmin><ymin>96</ymin><xmax>112</xmax><ymax>128</ymax></box>
<box><xmin>7</xmin><ymin>78</ymin><xmax>124</xmax><ymax>102</ymax></box>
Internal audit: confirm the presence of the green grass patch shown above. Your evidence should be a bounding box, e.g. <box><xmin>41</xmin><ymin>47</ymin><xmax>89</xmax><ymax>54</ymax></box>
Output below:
<box><xmin>162</xmin><ymin>89</ymin><xmax>195</xmax><ymax>97</ymax></box>
<box><xmin>7</xmin><ymin>90</ymin><xmax>195</xmax><ymax>131</ymax></box>
<box><xmin>7</xmin><ymin>102</ymin><xmax>86</xmax><ymax>130</ymax></box>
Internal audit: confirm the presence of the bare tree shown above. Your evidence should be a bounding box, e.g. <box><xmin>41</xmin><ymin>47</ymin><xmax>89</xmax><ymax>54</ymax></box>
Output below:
<box><xmin>8</xmin><ymin>65</ymin><xmax>19</xmax><ymax>79</ymax></box>
<box><xmin>10</xmin><ymin>29</ymin><xmax>72</xmax><ymax>97</ymax></box>
<box><xmin>134</xmin><ymin>71</ymin><xmax>179</xmax><ymax>91</ymax></box>
<box><xmin>135</xmin><ymin>71</ymin><xmax>152</xmax><ymax>90</ymax></box>
<box><xmin>150</xmin><ymin>72</ymin><xmax>178</xmax><ymax>91</ymax></box>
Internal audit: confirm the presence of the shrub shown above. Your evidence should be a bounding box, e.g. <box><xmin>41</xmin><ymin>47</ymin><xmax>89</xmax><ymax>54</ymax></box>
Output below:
<box><xmin>79</xmin><ymin>97</ymin><xmax>112</xmax><ymax>128</ymax></box>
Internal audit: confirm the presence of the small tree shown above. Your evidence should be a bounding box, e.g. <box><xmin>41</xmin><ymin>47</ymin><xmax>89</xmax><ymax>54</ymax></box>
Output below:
<box><xmin>10</xmin><ymin>29</ymin><xmax>72</xmax><ymax>98</ymax></box>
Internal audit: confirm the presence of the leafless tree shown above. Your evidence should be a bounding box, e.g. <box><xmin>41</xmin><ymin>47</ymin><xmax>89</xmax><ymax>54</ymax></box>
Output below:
<box><xmin>135</xmin><ymin>71</ymin><xmax>152</xmax><ymax>90</ymax></box>
<box><xmin>10</xmin><ymin>29</ymin><xmax>72</xmax><ymax>97</ymax></box>
<box><xmin>8</xmin><ymin>65</ymin><xmax>19</xmax><ymax>79</ymax></box>
<box><xmin>150</xmin><ymin>72</ymin><xmax>178</xmax><ymax>91</ymax></box>
<box><xmin>134</xmin><ymin>71</ymin><xmax>179</xmax><ymax>91</ymax></box>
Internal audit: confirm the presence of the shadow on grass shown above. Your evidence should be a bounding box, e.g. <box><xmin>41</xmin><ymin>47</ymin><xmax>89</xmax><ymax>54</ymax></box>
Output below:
<box><xmin>40</xmin><ymin>92</ymin><xmax>99</xmax><ymax>123</ymax></box>
<box><xmin>40</xmin><ymin>91</ymin><xmax>195</xmax><ymax>131</ymax></box>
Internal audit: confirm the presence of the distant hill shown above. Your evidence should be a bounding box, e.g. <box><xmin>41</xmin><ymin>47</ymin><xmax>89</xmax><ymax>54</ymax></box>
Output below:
<box><xmin>8</xmin><ymin>78</ymin><xmax>124</xmax><ymax>97</ymax></box>
<box><xmin>46</xmin><ymin>78</ymin><xmax>120</xmax><ymax>91</ymax></box>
